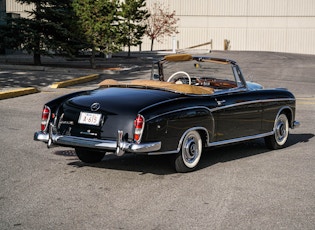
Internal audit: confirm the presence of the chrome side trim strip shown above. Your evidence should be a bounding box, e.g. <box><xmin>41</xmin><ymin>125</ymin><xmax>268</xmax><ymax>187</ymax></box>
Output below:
<box><xmin>212</xmin><ymin>87</ymin><xmax>247</xmax><ymax>95</ymax></box>
<box><xmin>210</xmin><ymin>98</ymin><xmax>295</xmax><ymax>112</ymax></box>
<box><xmin>208</xmin><ymin>131</ymin><xmax>274</xmax><ymax>147</ymax></box>
<box><xmin>145</xmin><ymin>131</ymin><xmax>275</xmax><ymax>155</ymax></box>
<box><xmin>145</xmin><ymin>98</ymin><xmax>295</xmax><ymax>121</ymax></box>
<box><xmin>147</xmin><ymin>150</ymin><xmax>178</xmax><ymax>155</ymax></box>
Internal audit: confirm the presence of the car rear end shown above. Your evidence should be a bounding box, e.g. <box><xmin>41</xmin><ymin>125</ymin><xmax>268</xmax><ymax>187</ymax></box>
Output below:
<box><xmin>34</xmin><ymin>87</ymin><xmax>180</xmax><ymax>156</ymax></box>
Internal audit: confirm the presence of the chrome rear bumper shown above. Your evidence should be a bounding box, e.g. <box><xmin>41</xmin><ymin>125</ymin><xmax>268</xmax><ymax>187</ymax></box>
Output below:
<box><xmin>34</xmin><ymin>129</ymin><xmax>161</xmax><ymax>156</ymax></box>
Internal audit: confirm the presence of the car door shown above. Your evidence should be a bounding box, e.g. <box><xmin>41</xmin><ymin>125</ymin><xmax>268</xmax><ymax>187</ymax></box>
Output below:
<box><xmin>211</xmin><ymin>90</ymin><xmax>263</xmax><ymax>142</ymax></box>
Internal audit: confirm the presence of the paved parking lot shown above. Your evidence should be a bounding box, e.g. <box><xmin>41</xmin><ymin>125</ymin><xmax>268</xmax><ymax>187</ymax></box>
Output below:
<box><xmin>0</xmin><ymin>51</ymin><xmax>314</xmax><ymax>229</ymax></box>
<box><xmin>0</xmin><ymin>69</ymin><xmax>86</xmax><ymax>89</ymax></box>
<box><xmin>0</xmin><ymin>53</ymin><xmax>159</xmax><ymax>91</ymax></box>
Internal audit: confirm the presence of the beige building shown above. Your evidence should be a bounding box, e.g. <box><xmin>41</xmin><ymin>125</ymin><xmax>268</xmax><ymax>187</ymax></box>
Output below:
<box><xmin>142</xmin><ymin>0</ymin><xmax>315</xmax><ymax>55</ymax></box>
<box><xmin>2</xmin><ymin>0</ymin><xmax>315</xmax><ymax>55</ymax></box>
<box><xmin>0</xmin><ymin>0</ymin><xmax>33</xmax><ymax>23</ymax></box>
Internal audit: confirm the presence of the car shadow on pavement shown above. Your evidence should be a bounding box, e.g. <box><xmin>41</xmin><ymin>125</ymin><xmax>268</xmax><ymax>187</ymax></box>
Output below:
<box><xmin>199</xmin><ymin>133</ymin><xmax>314</xmax><ymax>169</ymax></box>
<box><xmin>68</xmin><ymin>154</ymin><xmax>176</xmax><ymax>175</ymax></box>
<box><xmin>64</xmin><ymin>133</ymin><xmax>313</xmax><ymax>175</ymax></box>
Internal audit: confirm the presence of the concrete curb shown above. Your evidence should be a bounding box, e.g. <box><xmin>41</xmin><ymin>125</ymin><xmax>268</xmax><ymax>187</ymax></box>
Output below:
<box><xmin>101</xmin><ymin>66</ymin><xmax>140</xmax><ymax>74</ymax></box>
<box><xmin>0</xmin><ymin>64</ymin><xmax>98</xmax><ymax>73</ymax></box>
<box><xmin>0</xmin><ymin>87</ymin><xmax>39</xmax><ymax>100</ymax></box>
<box><xmin>50</xmin><ymin>74</ymin><xmax>100</xmax><ymax>88</ymax></box>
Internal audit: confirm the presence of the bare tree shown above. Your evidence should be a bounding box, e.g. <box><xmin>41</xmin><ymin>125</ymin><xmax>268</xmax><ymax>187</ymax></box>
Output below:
<box><xmin>144</xmin><ymin>2</ymin><xmax>179</xmax><ymax>51</ymax></box>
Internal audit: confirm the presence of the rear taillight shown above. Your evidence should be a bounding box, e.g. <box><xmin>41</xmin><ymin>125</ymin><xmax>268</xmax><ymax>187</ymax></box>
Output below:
<box><xmin>133</xmin><ymin>114</ymin><xmax>145</xmax><ymax>143</ymax></box>
<box><xmin>41</xmin><ymin>105</ymin><xmax>51</xmax><ymax>132</ymax></box>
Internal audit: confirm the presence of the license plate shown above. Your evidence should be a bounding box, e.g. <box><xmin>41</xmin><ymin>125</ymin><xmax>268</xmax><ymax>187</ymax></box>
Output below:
<box><xmin>78</xmin><ymin>112</ymin><xmax>102</xmax><ymax>126</ymax></box>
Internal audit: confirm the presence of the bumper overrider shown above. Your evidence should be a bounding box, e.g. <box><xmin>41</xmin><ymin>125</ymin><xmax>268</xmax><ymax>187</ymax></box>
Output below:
<box><xmin>34</xmin><ymin>124</ymin><xmax>161</xmax><ymax>156</ymax></box>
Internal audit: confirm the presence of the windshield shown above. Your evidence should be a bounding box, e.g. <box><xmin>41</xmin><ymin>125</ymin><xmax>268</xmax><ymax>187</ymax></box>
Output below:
<box><xmin>154</xmin><ymin>56</ymin><xmax>245</xmax><ymax>90</ymax></box>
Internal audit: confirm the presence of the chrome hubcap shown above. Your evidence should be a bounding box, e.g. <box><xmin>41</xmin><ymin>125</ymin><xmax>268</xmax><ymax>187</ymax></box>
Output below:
<box><xmin>275</xmin><ymin>115</ymin><xmax>288</xmax><ymax>144</ymax></box>
<box><xmin>276</xmin><ymin>123</ymin><xmax>285</xmax><ymax>141</ymax></box>
<box><xmin>184</xmin><ymin>137</ymin><xmax>199</xmax><ymax>163</ymax></box>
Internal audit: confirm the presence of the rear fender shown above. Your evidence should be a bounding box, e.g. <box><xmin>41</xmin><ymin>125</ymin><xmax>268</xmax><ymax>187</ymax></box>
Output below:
<box><xmin>144</xmin><ymin>107</ymin><xmax>214</xmax><ymax>152</ymax></box>
<box><xmin>43</xmin><ymin>91</ymin><xmax>89</xmax><ymax>131</ymax></box>
<box><xmin>277</xmin><ymin>106</ymin><xmax>295</xmax><ymax>129</ymax></box>
<box><xmin>45</xmin><ymin>90</ymin><xmax>89</xmax><ymax>113</ymax></box>
<box><xmin>176</xmin><ymin>126</ymin><xmax>210</xmax><ymax>152</ymax></box>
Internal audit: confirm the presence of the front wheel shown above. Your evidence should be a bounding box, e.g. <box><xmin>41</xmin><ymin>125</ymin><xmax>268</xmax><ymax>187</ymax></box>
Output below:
<box><xmin>265</xmin><ymin>113</ymin><xmax>289</xmax><ymax>149</ymax></box>
<box><xmin>75</xmin><ymin>148</ymin><xmax>105</xmax><ymax>163</ymax></box>
<box><xmin>174</xmin><ymin>131</ymin><xmax>202</xmax><ymax>173</ymax></box>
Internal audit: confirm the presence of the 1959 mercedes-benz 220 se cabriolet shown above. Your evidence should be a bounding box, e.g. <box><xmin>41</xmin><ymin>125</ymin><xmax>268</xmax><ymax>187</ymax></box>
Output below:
<box><xmin>34</xmin><ymin>54</ymin><xmax>300</xmax><ymax>172</ymax></box>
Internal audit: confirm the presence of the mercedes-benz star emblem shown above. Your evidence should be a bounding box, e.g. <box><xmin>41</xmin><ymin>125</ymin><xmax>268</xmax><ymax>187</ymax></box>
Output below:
<box><xmin>90</xmin><ymin>102</ymin><xmax>101</xmax><ymax>112</ymax></box>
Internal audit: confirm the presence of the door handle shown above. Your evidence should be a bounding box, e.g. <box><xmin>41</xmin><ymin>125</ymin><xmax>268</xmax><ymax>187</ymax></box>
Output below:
<box><xmin>216</xmin><ymin>99</ymin><xmax>226</xmax><ymax>106</ymax></box>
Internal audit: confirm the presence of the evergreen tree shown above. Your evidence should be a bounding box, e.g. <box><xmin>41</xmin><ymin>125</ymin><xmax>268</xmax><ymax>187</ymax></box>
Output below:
<box><xmin>72</xmin><ymin>0</ymin><xmax>121</xmax><ymax>68</ymax></box>
<box><xmin>9</xmin><ymin>0</ymin><xmax>84</xmax><ymax>65</ymax></box>
<box><xmin>0</xmin><ymin>22</ymin><xmax>24</xmax><ymax>54</ymax></box>
<box><xmin>12</xmin><ymin>0</ymin><xmax>44</xmax><ymax>65</ymax></box>
<box><xmin>38</xmin><ymin>0</ymin><xmax>86</xmax><ymax>56</ymax></box>
<box><xmin>119</xmin><ymin>0</ymin><xmax>149</xmax><ymax>57</ymax></box>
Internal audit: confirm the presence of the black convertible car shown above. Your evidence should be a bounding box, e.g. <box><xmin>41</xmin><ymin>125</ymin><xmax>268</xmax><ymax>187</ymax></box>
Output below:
<box><xmin>34</xmin><ymin>54</ymin><xmax>299</xmax><ymax>172</ymax></box>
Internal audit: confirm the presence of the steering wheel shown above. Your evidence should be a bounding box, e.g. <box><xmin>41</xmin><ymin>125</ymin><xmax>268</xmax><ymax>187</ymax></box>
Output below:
<box><xmin>167</xmin><ymin>71</ymin><xmax>192</xmax><ymax>85</ymax></box>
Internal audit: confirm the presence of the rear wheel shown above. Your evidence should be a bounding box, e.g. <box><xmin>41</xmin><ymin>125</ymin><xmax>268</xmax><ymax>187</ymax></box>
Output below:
<box><xmin>265</xmin><ymin>113</ymin><xmax>289</xmax><ymax>149</ymax></box>
<box><xmin>174</xmin><ymin>131</ymin><xmax>202</xmax><ymax>173</ymax></box>
<box><xmin>75</xmin><ymin>148</ymin><xmax>105</xmax><ymax>163</ymax></box>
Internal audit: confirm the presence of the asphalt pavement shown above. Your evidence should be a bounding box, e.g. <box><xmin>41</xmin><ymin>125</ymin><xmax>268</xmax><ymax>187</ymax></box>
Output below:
<box><xmin>0</xmin><ymin>51</ymin><xmax>163</xmax><ymax>98</ymax></box>
<box><xmin>1</xmin><ymin>50</ymin><xmax>315</xmax><ymax>96</ymax></box>
<box><xmin>0</xmin><ymin>50</ymin><xmax>314</xmax><ymax>229</ymax></box>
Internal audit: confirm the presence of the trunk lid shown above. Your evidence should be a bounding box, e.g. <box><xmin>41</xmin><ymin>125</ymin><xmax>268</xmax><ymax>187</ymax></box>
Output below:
<box><xmin>67</xmin><ymin>87</ymin><xmax>178</xmax><ymax>114</ymax></box>
<box><xmin>59</xmin><ymin>87</ymin><xmax>179</xmax><ymax>141</ymax></box>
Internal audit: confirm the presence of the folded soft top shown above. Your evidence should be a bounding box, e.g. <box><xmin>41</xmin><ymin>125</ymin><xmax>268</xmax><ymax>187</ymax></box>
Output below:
<box><xmin>99</xmin><ymin>79</ymin><xmax>214</xmax><ymax>95</ymax></box>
